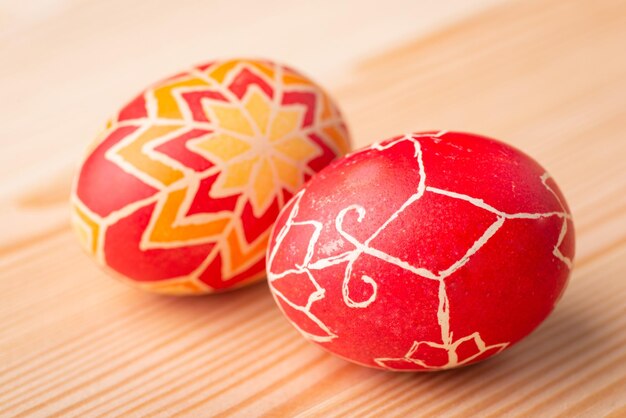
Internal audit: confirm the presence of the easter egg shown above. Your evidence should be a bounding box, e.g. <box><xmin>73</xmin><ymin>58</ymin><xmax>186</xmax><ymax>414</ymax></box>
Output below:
<box><xmin>71</xmin><ymin>59</ymin><xmax>350</xmax><ymax>294</ymax></box>
<box><xmin>266</xmin><ymin>131</ymin><xmax>574</xmax><ymax>370</ymax></box>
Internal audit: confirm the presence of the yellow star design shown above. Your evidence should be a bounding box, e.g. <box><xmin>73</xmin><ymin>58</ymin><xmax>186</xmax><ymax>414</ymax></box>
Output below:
<box><xmin>191</xmin><ymin>89</ymin><xmax>321</xmax><ymax>216</ymax></box>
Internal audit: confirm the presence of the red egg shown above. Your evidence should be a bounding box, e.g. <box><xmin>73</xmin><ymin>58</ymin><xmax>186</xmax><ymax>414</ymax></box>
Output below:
<box><xmin>266</xmin><ymin>131</ymin><xmax>575</xmax><ymax>371</ymax></box>
<box><xmin>70</xmin><ymin>59</ymin><xmax>350</xmax><ymax>294</ymax></box>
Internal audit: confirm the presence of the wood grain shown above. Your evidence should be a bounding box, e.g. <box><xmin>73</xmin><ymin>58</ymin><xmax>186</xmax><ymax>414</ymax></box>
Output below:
<box><xmin>1</xmin><ymin>0</ymin><xmax>625</xmax><ymax>416</ymax></box>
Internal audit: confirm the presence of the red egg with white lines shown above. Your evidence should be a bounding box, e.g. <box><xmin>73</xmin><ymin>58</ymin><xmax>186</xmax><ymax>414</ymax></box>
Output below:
<box><xmin>266</xmin><ymin>131</ymin><xmax>575</xmax><ymax>371</ymax></box>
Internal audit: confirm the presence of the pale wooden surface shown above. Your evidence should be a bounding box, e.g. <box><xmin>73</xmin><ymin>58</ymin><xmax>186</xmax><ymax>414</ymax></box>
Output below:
<box><xmin>1</xmin><ymin>0</ymin><xmax>626</xmax><ymax>416</ymax></box>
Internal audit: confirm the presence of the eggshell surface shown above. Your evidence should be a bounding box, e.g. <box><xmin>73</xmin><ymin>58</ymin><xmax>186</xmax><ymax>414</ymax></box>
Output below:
<box><xmin>71</xmin><ymin>59</ymin><xmax>350</xmax><ymax>294</ymax></box>
<box><xmin>266</xmin><ymin>131</ymin><xmax>574</xmax><ymax>370</ymax></box>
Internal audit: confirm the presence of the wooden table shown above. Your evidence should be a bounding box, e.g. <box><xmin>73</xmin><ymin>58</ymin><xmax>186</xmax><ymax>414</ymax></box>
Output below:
<box><xmin>1</xmin><ymin>0</ymin><xmax>625</xmax><ymax>416</ymax></box>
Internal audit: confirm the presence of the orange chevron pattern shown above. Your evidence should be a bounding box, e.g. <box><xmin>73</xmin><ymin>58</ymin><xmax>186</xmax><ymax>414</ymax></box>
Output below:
<box><xmin>71</xmin><ymin>59</ymin><xmax>350</xmax><ymax>294</ymax></box>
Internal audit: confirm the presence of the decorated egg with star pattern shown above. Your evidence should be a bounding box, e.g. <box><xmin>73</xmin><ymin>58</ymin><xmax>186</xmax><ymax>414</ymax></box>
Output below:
<box><xmin>71</xmin><ymin>59</ymin><xmax>350</xmax><ymax>294</ymax></box>
<box><xmin>267</xmin><ymin>131</ymin><xmax>574</xmax><ymax>370</ymax></box>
